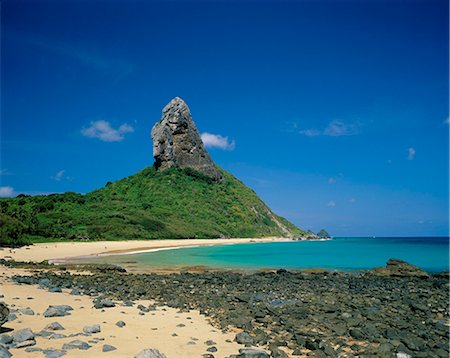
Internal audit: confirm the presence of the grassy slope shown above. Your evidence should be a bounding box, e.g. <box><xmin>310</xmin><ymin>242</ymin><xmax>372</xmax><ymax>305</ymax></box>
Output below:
<box><xmin>0</xmin><ymin>166</ymin><xmax>303</xmax><ymax>246</ymax></box>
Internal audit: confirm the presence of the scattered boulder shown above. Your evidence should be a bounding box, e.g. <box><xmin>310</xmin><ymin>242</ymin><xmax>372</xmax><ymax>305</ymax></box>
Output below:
<box><xmin>134</xmin><ymin>348</ymin><xmax>167</xmax><ymax>358</ymax></box>
<box><xmin>0</xmin><ymin>346</ymin><xmax>11</xmax><ymax>358</ymax></box>
<box><xmin>235</xmin><ymin>332</ymin><xmax>254</xmax><ymax>346</ymax></box>
<box><xmin>235</xmin><ymin>348</ymin><xmax>270</xmax><ymax>358</ymax></box>
<box><xmin>12</xmin><ymin>328</ymin><xmax>34</xmax><ymax>343</ymax></box>
<box><xmin>0</xmin><ymin>303</ymin><xmax>9</xmax><ymax>327</ymax></box>
<box><xmin>0</xmin><ymin>334</ymin><xmax>13</xmax><ymax>345</ymax></box>
<box><xmin>367</xmin><ymin>259</ymin><xmax>429</xmax><ymax>278</ymax></box>
<box><xmin>83</xmin><ymin>324</ymin><xmax>101</xmax><ymax>334</ymax></box>
<box><xmin>102</xmin><ymin>344</ymin><xmax>117</xmax><ymax>352</ymax></box>
<box><xmin>19</xmin><ymin>307</ymin><xmax>35</xmax><ymax>315</ymax></box>
<box><xmin>93</xmin><ymin>298</ymin><xmax>115</xmax><ymax>309</ymax></box>
<box><xmin>62</xmin><ymin>340</ymin><xmax>91</xmax><ymax>350</ymax></box>
<box><xmin>43</xmin><ymin>349</ymin><xmax>66</xmax><ymax>358</ymax></box>
<box><xmin>43</xmin><ymin>305</ymin><xmax>73</xmax><ymax>317</ymax></box>
<box><xmin>46</xmin><ymin>322</ymin><xmax>65</xmax><ymax>331</ymax></box>
<box><xmin>151</xmin><ymin>97</ymin><xmax>223</xmax><ymax>181</ymax></box>
<box><xmin>115</xmin><ymin>320</ymin><xmax>126</xmax><ymax>328</ymax></box>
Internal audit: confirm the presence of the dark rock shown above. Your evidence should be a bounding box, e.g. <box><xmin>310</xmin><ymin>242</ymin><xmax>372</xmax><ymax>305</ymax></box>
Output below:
<box><xmin>367</xmin><ymin>259</ymin><xmax>429</xmax><ymax>278</ymax></box>
<box><xmin>62</xmin><ymin>340</ymin><xmax>91</xmax><ymax>350</ymax></box>
<box><xmin>134</xmin><ymin>348</ymin><xmax>167</xmax><ymax>358</ymax></box>
<box><xmin>0</xmin><ymin>334</ymin><xmax>13</xmax><ymax>345</ymax></box>
<box><xmin>207</xmin><ymin>346</ymin><xmax>218</xmax><ymax>352</ymax></box>
<box><xmin>151</xmin><ymin>97</ymin><xmax>223</xmax><ymax>181</ymax></box>
<box><xmin>349</xmin><ymin>328</ymin><xmax>365</xmax><ymax>340</ymax></box>
<box><xmin>43</xmin><ymin>349</ymin><xmax>66</xmax><ymax>358</ymax></box>
<box><xmin>6</xmin><ymin>313</ymin><xmax>16</xmax><ymax>322</ymax></box>
<box><xmin>46</xmin><ymin>322</ymin><xmax>65</xmax><ymax>331</ymax></box>
<box><xmin>0</xmin><ymin>303</ymin><xmax>9</xmax><ymax>327</ymax></box>
<box><xmin>0</xmin><ymin>346</ymin><xmax>11</xmax><ymax>358</ymax></box>
<box><xmin>205</xmin><ymin>340</ymin><xmax>216</xmax><ymax>346</ymax></box>
<box><xmin>102</xmin><ymin>344</ymin><xmax>117</xmax><ymax>352</ymax></box>
<box><xmin>70</xmin><ymin>288</ymin><xmax>81</xmax><ymax>295</ymax></box>
<box><xmin>269</xmin><ymin>345</ymin><xmax>289</xmax><ymax>358</ymax></box>
<box><xmin>235</xmin><ymin>348</ymin><xmax>270</xmax><ymax>358</ymax></box>
<box><xmin>43</xmin><ymin>305</ymin><xmax>73</xmax><ymax>317</ymax></box>
<box><xmin>116</xmin><ymin>320</ymin><xmax>126</xmax><ymax>327</ymax></box>
<box><xmin>49</xmin><ymin>286</ymin><xmax>62</xmax><ymax>293</ymax></box>
<box><xmin>93</xmin><ymin>298</ymin><xmax>115</xmax><ymax>309</ymax></box>
<box><xmin>235</xmin><ymin>332</ymin><xmax>254</xmax><ymax>346</ymax></box>
<box><xmin>15</xmin><ymin>339</ymin><xmax>36</xmax><ymax>348</ymax></box>
<box><xmin>83</xmin><ymin>324</ymin><xmax>101</xmax><ymax>334</ymax></box>
<box><xmin>12</xmin><ymin>328</ymin><xmax>34</xmax><ymax>343</ymax></box>
<box><xmin>18</xmin><ymin>307</ymin><xmax>34</xmax><ymax>315</ymax></box>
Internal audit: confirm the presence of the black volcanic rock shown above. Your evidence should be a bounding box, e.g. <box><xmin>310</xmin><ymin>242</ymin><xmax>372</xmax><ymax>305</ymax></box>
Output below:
<box><xmin>151</xmin><ymin>97</ymin><xmax>223</xmax><ymax>181</ymax></box>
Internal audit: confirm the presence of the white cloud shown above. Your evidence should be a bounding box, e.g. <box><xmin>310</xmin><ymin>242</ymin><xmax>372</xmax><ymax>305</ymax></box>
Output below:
<box><xmin>408</xmin><ymin>147</ymin><xmax>416</xmax><ymax>160</ymax></box>
<box><xmin>81</xmin><ymin>120</ymin><xmax>134</xmax><ymax>142</ymax></box>
<box><xmin>0</xmin><ymin>186</ymin><xmax>15</xmax><ymax>198</ymax></box>
<box><xmin>349</xmin><ymin>198</ymin><xmax>356</xmax><ymax>203</ymax></box>
<box><xmin>52</xmin><ymin>170</ymin><xmax>65</xmax><ymax>181</ymax></box>
<box><xmin>300</xmin><ymin>129</ymin><xmax>321</xmax><ymax>137</ymax></box>
<box><xmin>327</xmin><ymin>200</ymin><xmax>336</xmax><ymax>207</ymax></box>
<box><xmin>324</xmin><ymin>120</ymin><xmax>359</xmax><ymax>136</ymax></box>
<box><xmin>299</xmin><ymin>120</ymin><xmax>360</xmax><ymax>137</ymax></box>
<box><xmin>328</xmin><ymin>177</ymin><xmax>336</xmax><ymax>184</ymax></box>
<box><xmin>444</xmin><ymin>117</ymin><xmax>449</xmax><ymax>124</ymax></box>
<box><xmin>201</xmin><ymin>132</ymin><xmax>235</xmax><ymax>150</ymax></box>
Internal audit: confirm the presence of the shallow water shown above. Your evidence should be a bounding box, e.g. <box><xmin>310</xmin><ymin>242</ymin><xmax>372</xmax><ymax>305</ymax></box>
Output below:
<box><xmin>80</xmin><ymin>237</ymin><xmax>449</xmax><ymax>272</ymax></box>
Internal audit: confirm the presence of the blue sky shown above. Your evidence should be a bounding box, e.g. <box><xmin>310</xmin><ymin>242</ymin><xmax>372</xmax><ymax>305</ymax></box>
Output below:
<box><xmin>1</xmin><ymin>0</ymin><xmax>448</xmax><ymax>236</ymax></box>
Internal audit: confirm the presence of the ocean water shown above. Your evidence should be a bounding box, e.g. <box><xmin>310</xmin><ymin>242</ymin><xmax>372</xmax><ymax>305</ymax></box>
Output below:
<box><xmin>84</xmin><ymin>237</ymin><xmax>449</xmax><ymax>272</ymax></box>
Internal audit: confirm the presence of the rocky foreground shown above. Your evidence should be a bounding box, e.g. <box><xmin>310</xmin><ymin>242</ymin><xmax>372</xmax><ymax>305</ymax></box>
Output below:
<box><xmin>0</xmin><ymin>259</ymin><xmax>449</xmax><ymax>357</ymax></box>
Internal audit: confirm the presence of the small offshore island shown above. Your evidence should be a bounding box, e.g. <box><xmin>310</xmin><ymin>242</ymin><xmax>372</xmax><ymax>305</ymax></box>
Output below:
<box><xmin>0</xmin><ymin>98</ymin><xmax>449</xmax><ymax>357</ymax></box>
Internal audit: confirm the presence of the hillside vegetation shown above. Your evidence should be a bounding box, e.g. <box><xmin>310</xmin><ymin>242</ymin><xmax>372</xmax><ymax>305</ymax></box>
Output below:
<box><xmin>0</xmin><ymin>167</ymin><xmax>302</xmax><ymax>246</ymax></box>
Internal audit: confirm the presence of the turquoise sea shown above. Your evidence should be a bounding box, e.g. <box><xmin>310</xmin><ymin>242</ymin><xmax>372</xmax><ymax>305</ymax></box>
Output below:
<box><xmin>82</xmin><ymin>237</ymin><xmax>450</xmax><ymax>272</ymax></box>
<box><xmin>81</xmin><ymin>237</ymin><xmax>449</xmax><ymax>272</ymax></box>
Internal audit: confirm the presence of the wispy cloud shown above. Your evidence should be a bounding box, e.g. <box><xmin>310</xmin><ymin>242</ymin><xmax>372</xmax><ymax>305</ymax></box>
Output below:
<box><xmin>299</xmin><ymin>129</ymin><xmax>321</xmax><ymax>137</ymax></box>
<box><xmin>0</xmin><ymin>186</ymin><xmax>16</xmax><ymax>198</ymax></box>
<box><xmin>81</xmin><ymin>120</ymin><xmax>134</xmax><ymax>142</ymax></box>
<box><xmin>51</xmin><ymin>170</ymin><xmax>68</xmax><ymax>181</ymax></box>
<box><xmin>201</xmin><ymin>132</ymin><xmax>235</xmax><ymax>150</ymax></box>
<box><xmin>0</xmin><ymin>169</ymin><xmax>14</xmax><ymax>176</ymax></box>
<box><xmin>408</xmin><ymin>147</ymin><xmax>416</xmax><ymax>160</ymax></box>
<box><xmin>349</xmin><ymin>198</ymin><xmax>356</xmax><ymax>203</ymax></box>
<box><xmin>324</xmin><ymin>120</ymin><xmax>360</xmax><ymax>136</ymax></box>
<box><xmin>298</xmin><ymin>120</ymin><xmax>360</xmax><ymax>137</ymax></box>
<box><xmin>328</xmin><ymin>177</ymin><xmax>337</xmax><ymax>184</ymax></box>
<box><xmin>327</xmin><ymin>200</ymin><xmax>336</xmax><ymax>207</ymax></box>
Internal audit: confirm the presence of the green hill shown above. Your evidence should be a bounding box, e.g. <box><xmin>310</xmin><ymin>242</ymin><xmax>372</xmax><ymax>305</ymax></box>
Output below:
<box><xmin>0</xmin><ymin>166</ymin><xmax>303</xmax><ymax>246</ymax></box>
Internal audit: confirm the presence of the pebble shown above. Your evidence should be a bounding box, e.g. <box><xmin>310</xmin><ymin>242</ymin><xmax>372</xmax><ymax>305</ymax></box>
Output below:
<box><xmin>102</xmin><ymin>344</ymin><xmax>117</xmax><ymax>352</ymax></box>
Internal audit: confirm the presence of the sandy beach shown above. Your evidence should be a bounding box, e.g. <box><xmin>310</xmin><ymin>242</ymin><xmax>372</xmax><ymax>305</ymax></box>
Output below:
<box><xmin>0</xmin><ymin>267</ymin><xmax>250</xmax><ymax>357</ymax></box>
<box><xmin>0</xmin><ymin>238</ymin><xmax>290</xmax><ymax>357</ymax></box>
<box><xmin>0</xmin><ymin>237</ymin><xmax>291</xmax><ymax>264</ymax></box>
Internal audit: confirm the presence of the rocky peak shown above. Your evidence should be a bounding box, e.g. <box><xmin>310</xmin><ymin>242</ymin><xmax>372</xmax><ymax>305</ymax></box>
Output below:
<box><xmin>151</xmin><ymin>97</ymin><xmax>223</xmax><ymax>181</ymax></box>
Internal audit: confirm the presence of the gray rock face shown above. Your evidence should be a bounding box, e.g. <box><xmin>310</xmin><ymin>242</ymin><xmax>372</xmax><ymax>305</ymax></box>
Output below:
<box><xmin>235</xmin><ymin>348</ymin><xmax>270</xmax><ymax>358</ymax></box>
<box><xmin>83</xmin><ymin>324</ymin><xmax>101</xmax><ymax>334</ymax></box>
<box><xmin>62</xmin><ymin>340</ymin><xmax>91</xmax><ymax>350</ymax></box>
<box><xmin>12</xmin><ymin>328</ymin><xmax>34</xmax><ymax>343</ymax></box>
<box><xmin>0</xmin><ymin>303</ymin><xmax>9</xmax><ymax>327</ymax></box>
<box><xmin>0</xmin><ymin>346</ymin><xmax>11</xmax><ymax>358</ymax></box>
<box><xmin>46</xmin><ymin>322</ymin><xmax>65</xmax><ymax>331</ymax></box>
<box><xmin>43</xmin><ymin>305</ymin><xmax>73</xmax><ymax>317</ymax></box>
<box><xmin>134</xmin><ymin>348</ymin><xmax>167</xmax><ymax>358</ymax></box>
<box><xmin>151</xmin><ymin>97</ymin><xmax>223</xmax><ymax>181</ymax></box>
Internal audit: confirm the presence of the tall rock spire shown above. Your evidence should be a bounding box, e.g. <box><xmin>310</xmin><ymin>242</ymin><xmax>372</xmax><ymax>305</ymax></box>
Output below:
<box><xmin>151</xmin><ymin>97</ymin><xmax>223</xmax><ymax>181</ymax></box>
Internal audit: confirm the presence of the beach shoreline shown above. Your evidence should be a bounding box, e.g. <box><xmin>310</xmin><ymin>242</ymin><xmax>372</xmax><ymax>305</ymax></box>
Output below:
<box><xmin>0</xmin><ymin>237</ymin><xmax>293</xmax><ymax>265</ymax></box>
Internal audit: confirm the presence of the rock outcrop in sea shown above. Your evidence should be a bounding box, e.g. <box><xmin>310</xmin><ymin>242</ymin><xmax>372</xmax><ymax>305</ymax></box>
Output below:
<box><xmin>151</xmin><ymin>97</ymin><xmax>223</xmax><ymax>181</ymax></box>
